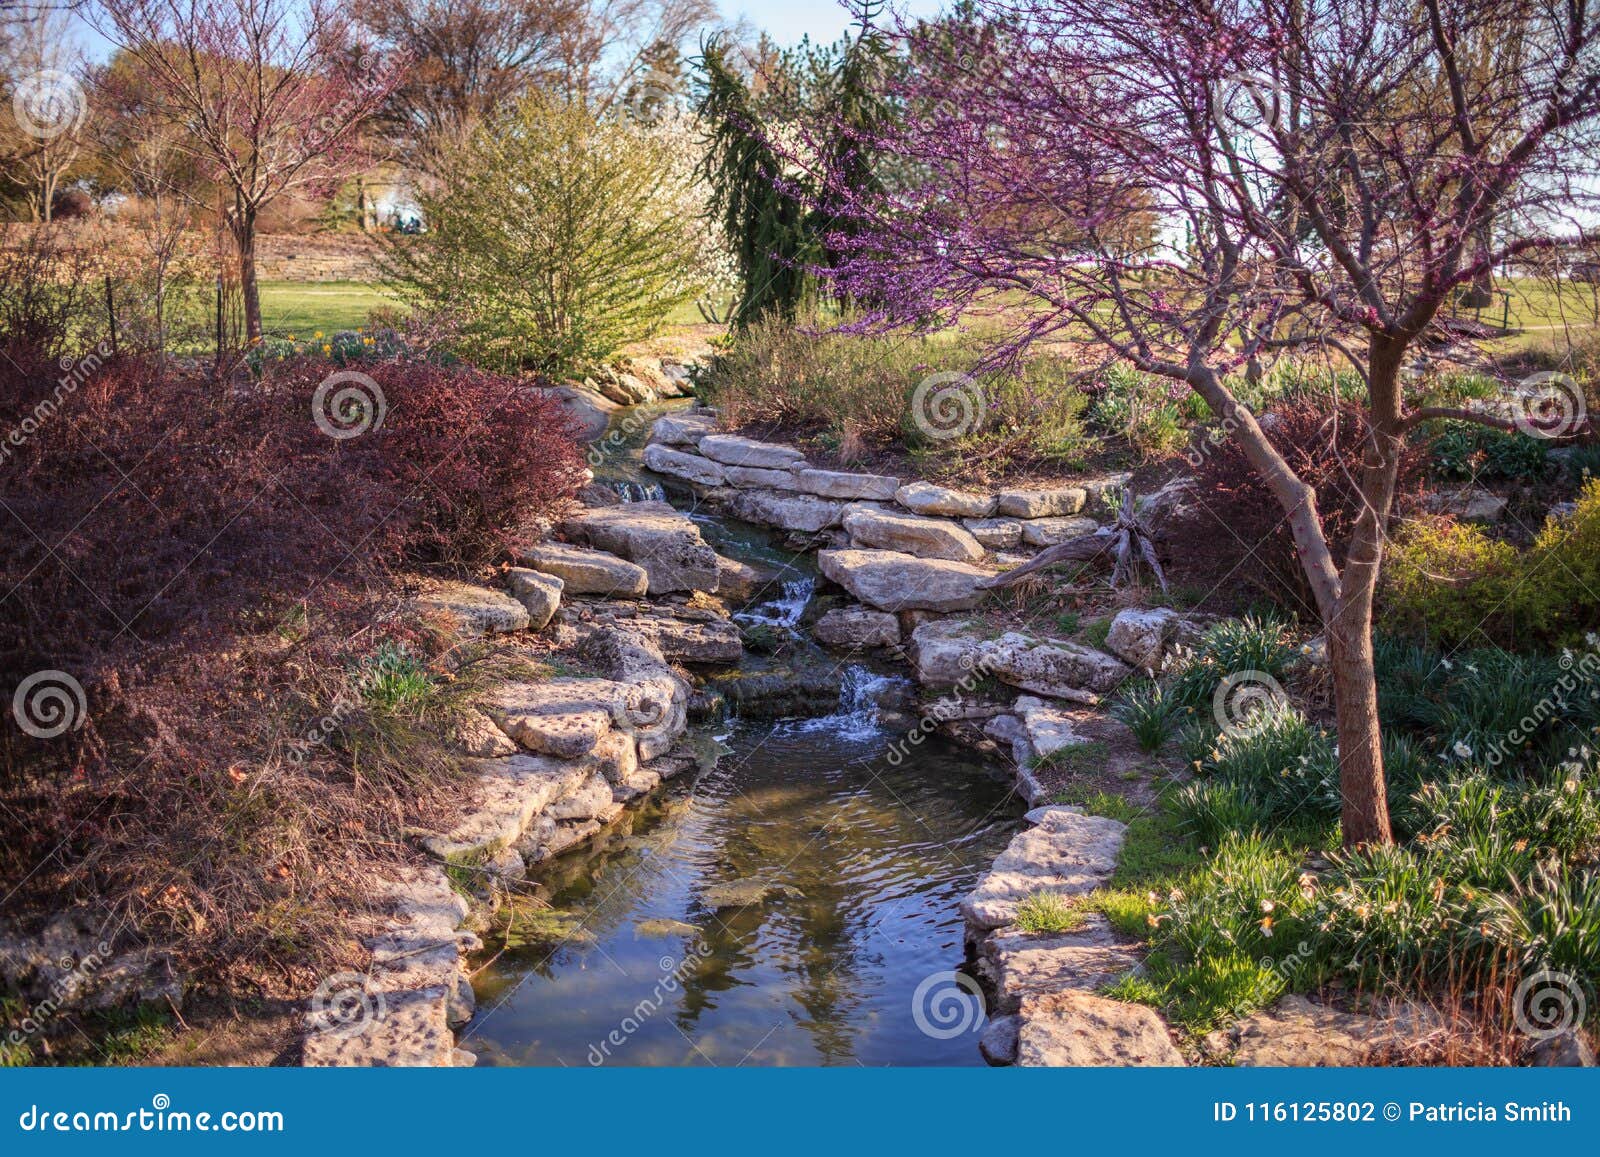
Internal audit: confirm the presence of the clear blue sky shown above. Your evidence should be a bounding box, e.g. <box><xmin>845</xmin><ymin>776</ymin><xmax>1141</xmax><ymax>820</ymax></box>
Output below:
<box><xmin>719</xmin><ymin>0</ymin><xmax>945</xmax><ymax>46</ymax></box>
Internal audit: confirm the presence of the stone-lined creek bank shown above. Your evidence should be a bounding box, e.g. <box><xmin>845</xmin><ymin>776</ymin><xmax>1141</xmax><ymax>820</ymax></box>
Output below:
<box><xmin>303</xmin><ymin>396</ymin><xmax>1221</xmax><ymax>1067</ymax></box>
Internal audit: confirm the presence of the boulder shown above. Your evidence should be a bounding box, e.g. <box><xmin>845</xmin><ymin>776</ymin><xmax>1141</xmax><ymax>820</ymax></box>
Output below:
<box><xmin>412</xmin><ymin>582</ymin><xmax>530</xmax><ymax>635</ymax></box>
<box><xmin>1425</xmin><ymin>486</ymin><xmax>1508</xmax><ymax>524</ymax></box>
<box><xmin>450</xmin><ymin>709</ymin><xmax>519</xmax><ymax>758</ymax></box>
<box><xmin>818</xmin><ymin>549</ymin><xmax>989</xmax><ymax>613</ymax></box>
<box><xmin>979</xmin><ymin>1014</ymin><xmax>1020</xmax><ymax>1066</ymax></box>
<box><xmin>843</xmin><ymin>507</ymin><xmax>986</xmax><ymax>562</ymax></box>
<box><xmin>895</xmin><ymin>481</ymin><xmax>997</xmax><ymax>518</ymax></box>
<box><xmin>649</xmin><ymin>412</ymin><xmax>718</xmax><ymax>446</ymax></box>
<box><xmin>560</xmin><ymin>501</ymin><xmax>721</xmax><ymax>594</ymax></box>
<box><xmin>963</xmin><ymin>517</ymin><xmax>1024</xmax><ymax>549</ymax></box>
<box><xmin>1020</xmin><ymin>516</ymin><xmax>1100</xmax><ymax>547</ymax></box>
<box><xmin>519</xmin><ymin>542</ymin><xmax>649</xmax><ymax>598</ymax></box>
<box><xmin>908</xmin><ymin>619</ymin><xmax>992</xmax><ymax>686</ymax></box>
<box><xmin>504</xmin><ymin>568</ymin><xmax>563</xmax><ymax>630</ymax></box>
<box><xmin>1104</xmin><ymin>607</ymin><xmax>1181</xmax><ymax>670</ymax></box>
<box><xmin>798</xmin><ymin>469</ymin><xmax>901</xmax><ymax>501</ymax></box>
<box><xmin>641</xmin><ymin>443</ymin><xmax>725</xmax><ymax>487</ymax></box>
<box><xmin>812</xmin><ymin>606</ymin><xmax>901</xmax><ymax>650</ymax></box>
<box><xmin>539</xmin><ymin>384</ymin><xmax>619</xmax><ymax>442</ymax></box>
<box><xmin>697</xmin><ymin>434</ymin><xmax>808</xmax><ymax>469</ymax></box>
<box><xmin>1082</xmin><ymin>473</ymin><xmax>1133</xmax><ymax>508</ymax></box>
<box><xmin>715</xmin><ymin>556</ymin><xmax>769</xmax><ymax>604</ymax></box>
<box><xmin>985</xmin><ymin>634</ymin><xmax>1132</xmax><ymax>703</ymax></box>
<box><xmin>1015</xmin><ymin>991</ymin><xmax>1185</xmax><ymax>1067</ymax></box>
<box><xmin>724</xmin><ymin>464</ymin><xmax>801</xmax><ymax>489</ymax></box>
<box><xmin>961</xmin><ymin>806</ymin><xmax>1126</xmax><ymax>930</ymax></box>
<box><xmin>726</xmin><ymin>489</ymin><xmax>849</xmax><ymax>532</ymax></box>
<box><xmin>996</xmin><ymin>486</ymin><xmax>1087</xmax><ymax>518</ymax></box>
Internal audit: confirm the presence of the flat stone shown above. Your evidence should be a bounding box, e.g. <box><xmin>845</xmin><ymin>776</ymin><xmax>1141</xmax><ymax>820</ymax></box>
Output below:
<box><xmin>519</xmin><ymin>542</ymin><xmax>649</xmax><ymax>598</ymax></box>
<box><xmin>962</xmin><ymin>807</ymin><xmax>1126</xmax><ymax>931</ymax></box>
<box><xmin>641</xmin><ymin>443</ymin><xmax>725</xmax><ymax>486</ymax></box>
<box><xmin>649</xmin><ymin>412</ymin><xmax>718</xmax><ymax>447</ymax></box>
<box><xmin>545</xmin><ymin>771</ymin><xmax>615</xmax><ymax>821</ymax></box>
<box><xmin>895</xmin><ymin>481</ymin><xmax>997</xmax><ymax>518</ymax></box>
<box><xmin>420</xmin><ymin>753</ymin><xmax>591</xmax><ymax>861</ymax></box>
<box><xmin>698</xmin><ymin>434</ymin><xmax>808</xmax><ymax>469</ymax></box>
<box><xmin>843</xmin><ymin>507</ymin><xmax>986</xmax><ymax>562</ymax></box>
<box><xmin>997</xmin><ymin>486</ymin><xmax>1087</xmax><ymax>518</ymax></box>
<box><xmin>812</xmin><ymin>606</ymin><xmax>901</xmax><ymax>649</ymax></box>
<box><xmin>983</xmin><ymin>915</ymin><xmax>1144</xmax><ymax>1011</ymax></box>
<box><xmin>714</xmin><ymin>556</ymin><xmax>767</xmax><ymax>603</ymax></box>
<box><xmin>1228</xmin><ymin>995</ymin><xmax>1447</xmax><ymax>1066</ymax></box>
<box><xmin>1104</xmin><ymin>607</ymin><xmax>1180</xmax><ymax>670</ymax></box>
<box><xmin>726</xmin><ymin>489</ymin><xmax>849</xmax><ymax>532</ymax></box>
<box><xmin>909</xmin><ymin>619</ymin><xmax>993</xmax><ymax>685</ymax></box>
<box><xmin>1016</xmin><ymin>991</ymin><xmax>1185</xmax><ymax>1067</ymax></box>
<box><xmin>483</xmin><ymin>679</ymin><xmax>622</xmax><ymax>758</ymax></box>
<box><xmin>412</xmin><ymin>581</ymin><xmax>530</xmax><ymax>635</ymax></box>
<box><xmin>797</xmin><ymin>468</ymin><xmax>901</xmax><ymax>501</ymax></box>
<box><xmin>963</xmin><ymin>517</ymin><xmax>1024</xmax><ymax>549</ymax></box>
<box><xmin>617</xmin><ymin>615</ymin><xmax>743</xmax><ymax>663</ymax></box>
<box><xmin>1013</xmin><ymin>695</ymin><xmax>1089</xmax><ymax>759</ymax></box>
<box><xmin>702</xmin><ymin>880</ymin><xmax>805</xmax><ymax>909</ymax></box>
<box><xmin>1527</xmin><ymin>1030</ymin><xmax>1598</xmax><ymax>1067</ymax></box>
<box><xmin>504</xmin><ymin>568</ymin><xmax>563</xmax><ymax>630</ymax></box>
<box><xmin>724</xmin><ymin>464</ymin><xmax>801</xmax><ymax>488</ymax></box>
<box><xmin>560</xmin><ymin>501</ymin><xmax>721</xmax><ymax>594</ymax></box>
<box><xmin>1020</xmin><ymin>516</ymin><xmax>1100</xmax><ymax>547</ymax></box>
<box><xmin>818</xmin><ymin>549</ymin><xmax>989</xmax><ymax>613</ymax></box>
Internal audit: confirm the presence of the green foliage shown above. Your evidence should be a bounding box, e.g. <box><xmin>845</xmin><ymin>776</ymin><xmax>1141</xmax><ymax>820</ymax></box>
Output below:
<box><xmin>1167</xmin><ymin>613</ymin><xmax>1295</xmax><ymax>711</ymax></box>
<box><xmin>386</xmin><ymin>96</ymin><xmax>702</xmax><ymax>374</ymax></box>
<box><xmin>356</xmin><ymin>642</ymin><xmax>435</xmax><ymax>714</ymax></box>
<box><xmin>694</xmin><ymin>314</ymin><xmax>1090</xmax><ymax>464</ymax></box>
<box><xmin>1381</xmin><ymin>518</ymin><xmax>1517</xmax><ymax>647</ymax></box>
<box><xmin>1090</xmin><ymin>364</ymin><xmax>1187</xmax><ymax>459</ymax></box>
<box><xmin>1015</xmin><ymin>891</ymin><xmax>1085</xmax><ymax>934</ymax></box>
<box><xmin>1110</xmin><ymin>680</ymin><xmax>1179</xmax><ymax>751</ymax></box>
<box><xmin>1426</xmin><ymin>420</ymin><xmax>1549</xmax><ymax>481</ymax></box>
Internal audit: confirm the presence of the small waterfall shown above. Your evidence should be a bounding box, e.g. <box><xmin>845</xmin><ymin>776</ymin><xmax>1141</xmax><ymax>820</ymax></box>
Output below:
<box><xmin>615</xmin><ymin>481</ymin><xmax>666</xmax><ymax>504</ymax></box>
<box><xmin>733</xmin><ymin>577</ymin><xmax>814</xmax><ymax>631</ymax></box>
<box><xmin>785</xmin><ymin>665</ymin><xmax>908</xmax><ymax>743</ymax></box>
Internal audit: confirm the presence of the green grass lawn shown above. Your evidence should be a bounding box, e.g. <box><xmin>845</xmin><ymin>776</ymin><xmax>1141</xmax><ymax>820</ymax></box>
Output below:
<box><xmin>257</xmin><ymin>281</ymin><xmax>404</xmax><ymax>336</ymax></box>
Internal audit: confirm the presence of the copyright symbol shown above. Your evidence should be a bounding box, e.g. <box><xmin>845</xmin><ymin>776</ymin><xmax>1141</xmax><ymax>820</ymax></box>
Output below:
<box><xmin>1383</xmin><ymin>1103</ymin><xmax>1401</xmax><ymax>1121</ymax></box>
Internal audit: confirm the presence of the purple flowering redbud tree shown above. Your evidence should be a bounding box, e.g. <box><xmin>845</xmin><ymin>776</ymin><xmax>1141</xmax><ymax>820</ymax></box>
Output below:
<box><xmin>823</xmin><ymin>0</ymin><xmax>1600</xmax><ymax>844</ymax></box>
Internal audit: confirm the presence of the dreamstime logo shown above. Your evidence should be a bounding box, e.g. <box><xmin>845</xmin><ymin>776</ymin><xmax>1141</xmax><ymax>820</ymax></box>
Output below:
<box><xmin>1513</xmin><ymin>969</ymin><xmax>1587</xmax><ymax>1040</ymax></box>
<box><xmin>911</xmin><ymin>970</ymin><xmax>986</xmax><ymax>1040</ymax></box>
<box><xmin>1216</xmin><ymin>70</ymin><xmax>1285</xmax><ymax>151</ymax></box>
<box><xmin>11</xmin><ymin>70</ymin><xmax>87</xmax><ymax>140</ymax></box>
<box><xmin>1511</xmin><ymin>371</ymin><xmax>1586</xmax><ymax>440</ymax></box>
<box><xmin>12</xmin><ymin>670</ymin><xmax>87</xmax><ymax>739</ymax></box>
<box><xmin>307</xmin><ymin>972</ymin><xmax>385</xmax><ymax>1040</ymax></box>
<box><xmin>312</xmin><ymin>371</ymin><xmax>386</xmax><ymax>439</ymax></box>
<box><xmin>1212</xmin><ymin>670</ymin><xmax>1287</xmax><ymax>739</ymax></box>
<box><xmin>908</xmin><ymin>371</ymin><xmax>986</xmax><ymax>441</ymax></box>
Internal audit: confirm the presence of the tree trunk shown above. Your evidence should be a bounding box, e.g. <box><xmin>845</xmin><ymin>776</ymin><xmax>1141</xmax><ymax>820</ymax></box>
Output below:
<box><xmin>232</xmin><ymin>206</ymin><xmax>263</xmax><ymax>342</ymax></box>
<box><xmin>1327</xmin><ymin>601</ymin><xmax>1392</xmax><ymax>846</ymax></box>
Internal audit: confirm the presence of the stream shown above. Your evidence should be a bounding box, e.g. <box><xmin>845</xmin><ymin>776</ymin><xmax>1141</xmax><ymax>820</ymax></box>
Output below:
<box><xmin>460</xmin><ymin>401</ymin><xmax>1025</xmax><ymax>1066</ymax></box>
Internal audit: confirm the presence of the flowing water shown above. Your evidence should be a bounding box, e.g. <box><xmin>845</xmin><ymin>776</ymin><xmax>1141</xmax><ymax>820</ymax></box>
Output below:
<box><xmin>462</xmin><ymin>403</ymin><xmax>1025</xmax><ymax>1066</ymax></box>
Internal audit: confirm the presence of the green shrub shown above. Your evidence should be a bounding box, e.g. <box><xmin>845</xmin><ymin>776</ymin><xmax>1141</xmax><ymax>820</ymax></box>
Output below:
<box><xmin>357</xmin><ymin>642</ymin><xmax>435</xmax><ymax>714</ymax></box>
<box><xmin>1380</xmin><ymin>517</ymin><xmax>1518</xmax><ymax>648</ymax></box>
<box><xmin>695</xmin><ymin>315</ymin><xmax>1091</xmax><ymax>466</ymax></box>
<box><xmin>1090</xmin><ymin>363</ymin><xmax>1187</xmax><ymax>460</ymax></box>
<box><xmin>385</xmin><ymin>96</ymin><xmax>705</xmax><ymax>375</ymax></box>
<box><xmin>1426</xmin><ymin>420</ymin><xmax>1550</xmax><ymax>480</ymax></box>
